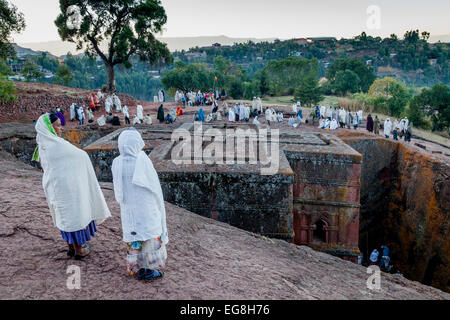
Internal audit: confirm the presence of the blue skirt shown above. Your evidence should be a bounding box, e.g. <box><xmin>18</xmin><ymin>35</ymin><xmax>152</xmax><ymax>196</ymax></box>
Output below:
<box><xmin>61</xmin><ymin>221</ymin><xmax>97</xmax><ymax>246</ymax></box>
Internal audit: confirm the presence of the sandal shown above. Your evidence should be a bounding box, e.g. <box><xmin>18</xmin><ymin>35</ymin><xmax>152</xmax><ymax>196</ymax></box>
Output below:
<box><xmin>67</xmin><ymin>243</ymin><xmax>75</xmax><ymax>257</ymax></box>
<box><xmin>145</xmin><ymin>269</ymin><xmax>164</xmax><ymax>281</ymax></box>
<box><xmin>137</xmin><ymin>268</ymin><xmax>146</xmax><ymax>280</ymax></box>
<box><xmin>74</xmin><ymin>244</ymin><xmax>92</xmax><ymax>260</ymax></box>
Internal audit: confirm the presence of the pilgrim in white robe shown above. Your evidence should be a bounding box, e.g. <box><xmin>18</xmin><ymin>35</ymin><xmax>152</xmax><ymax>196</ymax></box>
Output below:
<box><xmin>320</xmin><ymin>106</ymin><xmax>326</xmax><ymax>118</ymax></box>
<box><xmin>70</xmin><ymin>103</ymin><xmax>76</xmax><ymax>121</ymax></box>
<box><xmin>123</xmin><ymin>105</ymin><xmax>130</xmax><ymax>119</ymax></box>
<box><xmin>113</xmin><ymin>94</ymin><xmax>122</xmax><ymax>112</ymax></box>
<box><xmin>339</xmin><ymin>108</ymin><xmax>346</xmax><ymax>123</ymax></box>
<box><xmin>34</xmin><ymin>114</ymin><xmax>111</xmax><ymax>233</ymax></box>
<box><xmin>384</xmin><ymin>119</ymin><xmax>392</xmax><ymax>137</ymax></box>
<box><xmin>292</xmin><ymin>103</ymin><xmax>297</xmax><ymax>113</ymax></box>
<box><xmin>326</xmin><ymin>107</ymin><xmax>333</xmax><ymax>119</ymax></box>
<box><xmin>143</xmin><ymin>115</ymin><xmax>152</xmax><ymax>125</ymax></box>
<box><xmin>318</xmin><ymin>119</ymin><xmax>325</xmax><ymax>129</ymax></box>
<box><xmin>137</xmin><ymin>105</ymin><xmax>144</xmax><ymax>121</ymax></box>
<box><xmin>97</xmin><ymin>115</ymin><xmax>106</xmax><ymax>127</ymax></box>
<box><xmin>357</xmin><ymin>110</ymin><xmax>363</xmax><ymax>124</ymax></box>
<box><xmin>330</xmin><ymin>119</ymin><xmax>339</xmax><ymax>130</ymax></box>
<box><xmin>277</xmin><ymin>112</ymin><xmax>284</xmax><ymax>122</ymax></box>
<box><xmin>112</xmin><ymin>129</ymin><xmax>168</xmax><ymax>275</ymax></box>
<box><xmin>252</xmin><ymin>98</ymin><xmax>258</xmax><ymax>113</ymax></box>
<box><xmin>105</xmin><ymin>96</ymin><xmax>113</xmax><ymax>114</ymax></box>
<box><xmin>257</xmin><ymin>98</ymin><xmax>263</xmax><ymax>113</ymax></box>
<box><xmin>228</xmin><ymin>109</ymin><xmax>235</xmax><ymax>122</ymax></box>
<box><xmin>238</xmin><ymin>103</ymin><xmax>245</xmax><ymax>121</ymax></box>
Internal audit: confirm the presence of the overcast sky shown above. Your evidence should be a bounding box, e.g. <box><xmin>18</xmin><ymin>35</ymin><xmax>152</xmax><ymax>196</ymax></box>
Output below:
<box><xmin>10</xmin><ymin>0</ymin><xmax>450</xmax><ymax>43</ymax></box>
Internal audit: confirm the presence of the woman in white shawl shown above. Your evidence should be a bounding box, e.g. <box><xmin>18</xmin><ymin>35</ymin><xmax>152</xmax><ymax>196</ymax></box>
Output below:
<box><xmin>228</xmin><ymin>107</ymin><xmax>235</xmax><ymax>122</ymax></box>
<box><xmin>33</xmin><ymin>113</ymin><xmax>111</xmax><ymax>259</ymax></box>
<box><xmin>112</xmin><ymin>128</ymin><xmax>168</xmax><ymax>281</ymax></box>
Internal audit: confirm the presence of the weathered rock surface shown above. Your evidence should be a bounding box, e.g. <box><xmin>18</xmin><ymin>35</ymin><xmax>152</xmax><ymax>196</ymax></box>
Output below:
<box><xmin>0</xmin><ymin>82</ymin><xmax>136</xmax><ymax>124</ymax></box>
<box><xmin>339</xmin><ymin>132</ymin><xmax>449</xmax><ymax>293</ymax></box>
<box><xmin>0</xmin><ymin>155</ymin><xmax>448</xmax><ymax>300</ymax></box>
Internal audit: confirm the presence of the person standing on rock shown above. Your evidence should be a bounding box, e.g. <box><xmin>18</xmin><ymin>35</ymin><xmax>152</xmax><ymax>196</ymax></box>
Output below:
<box><xmin>56</xmin><ymin>108</ymin><xmax>65</xmax><ymax>127</ymax></box>
<box><xmin>137</xmin><ymin>105</ymin><xmax>144</xmax><ymax>122</ymax></box>
<box><xmin>77</xmin><ymin>106</ymin><xmax>85</xmax><ymax>126</ymax></box>
<box><xmin>32</xmin><ymin>113</ymin><xmax>111</xmax><ymax>259</ymax></box>
<box><xmin>384</xmin><ymin>118</ymin><xmax>392</xmax><ymax>138</ymax></box>
<box><xmin>123</xmin><ymin>105</ymin><xmax>130</xmax><ymax>125</ymax></box>
<box><xmin>374</xmin><ymin>115</ymin><xmax>380</xmax><ymax>135</ymax></box>
<box><xmin>405</xmin><ymin>122</ymin><xmax>413</xmax><ymax>142</ymax></box>
<box><xmin>366</xmin><ymin>114</ymin><xmax>374</xmax><ymax>133</ymax></box>
<box><xmin>112</xmin><ymin>128</ymin><xmax>168</xmax><ymax>280</ymax></box>
<box><xmin>157</xmin><ymin>104</ymin><xmax>165</xmax><ymax>123</ymax></box>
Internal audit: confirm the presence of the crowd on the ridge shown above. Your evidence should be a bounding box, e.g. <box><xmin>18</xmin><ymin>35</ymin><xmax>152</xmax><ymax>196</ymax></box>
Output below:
<box><xmin>314</xmin><ymin>105</ymin><xmax>414</xmax><ymax>142</ymax></box>
<box><xmin>32</xmin><ymin>87</ymin><xmax>414</xmax><ymax>147</ymax></box>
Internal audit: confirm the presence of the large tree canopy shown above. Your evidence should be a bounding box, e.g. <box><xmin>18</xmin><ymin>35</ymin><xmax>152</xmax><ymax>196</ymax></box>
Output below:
<box><xmin>55</xmin><ymin>0</ymin><xmax>173</xmax><ymax>92</ymax></box>
<box><xmin>262</xmin><ymin>57</ymin><xmax>320</xmax><ymax>96</ymax></box>
<box><xmin>0</xmin><ymin>0</ymin><xmax>25</xmax><ymax>61</ymax></box>
<box><xmin>161</xmin><ymin>62</ymin><xmax>213</xmax><ymax>93</ymax></box>
<box><xmin>326</xmin><ymin>58</ymin><xmax>376</xmax><ymax>93</ymax></box>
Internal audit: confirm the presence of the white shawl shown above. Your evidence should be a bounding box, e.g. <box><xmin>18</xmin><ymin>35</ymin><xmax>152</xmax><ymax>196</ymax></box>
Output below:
<box><xmin>35</xmin><ymin>114</ymin><xmax>111</xmax><ymax>232</ymax></box>
<box><xmin>112</xmin><ymin>129</ymin><xmax>168</xmax><ymax>244</ymax></box>
<box><xmin>137</xmin><ymin>105</ymin><xmax>144</xmax><ymax>120</ymax></box>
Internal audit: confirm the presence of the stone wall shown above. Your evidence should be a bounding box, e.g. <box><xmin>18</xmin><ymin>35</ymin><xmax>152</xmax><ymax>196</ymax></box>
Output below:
<box><xmin>341</xmin><ymin>134</ymin><xmax>449</xmax><ymax>292</ymax></box>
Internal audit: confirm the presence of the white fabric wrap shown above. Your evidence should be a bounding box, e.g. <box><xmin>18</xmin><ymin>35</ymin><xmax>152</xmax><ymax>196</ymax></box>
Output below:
<box><xmin>35</xmin><ymin>115</ymin><xmax>111</xmax><ymax>232</ymax></box>
<box><xmin>137</xmin><ymin>105</ymin><xmax>144</xmax><ymax>120</ymax></box>
<box><xmin>112</xmin><ymin>129</ymin><xmax>168</xmax><ymax>245</ymax></box>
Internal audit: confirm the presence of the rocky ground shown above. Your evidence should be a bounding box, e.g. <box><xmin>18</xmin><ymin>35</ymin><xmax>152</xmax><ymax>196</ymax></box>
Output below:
<box><xmin>0</xmin><ymin>152</ymin><xmax>448</xmax><ymax>300</ymax></box>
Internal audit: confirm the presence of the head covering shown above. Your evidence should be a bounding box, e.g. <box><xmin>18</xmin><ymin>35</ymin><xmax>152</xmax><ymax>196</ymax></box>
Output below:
<box><xmin>32</xmin><ymin>113</ymin><xmax>57</xmax><ymax>162</ymax></box>
<box><xmin>112</xmin><ymin>129</ymin><xmax>168</xmax><ymax>244</ymax></box>
<box><xmin>198</xmin><ymin>108</ymin><xmax>205</xmax><ymax>122</ymax></box>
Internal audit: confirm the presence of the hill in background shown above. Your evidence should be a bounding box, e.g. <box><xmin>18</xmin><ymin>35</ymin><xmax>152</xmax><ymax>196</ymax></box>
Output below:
<box><xmin>18</xmin><ymin>35</ymin><xmax>278</xmax><ymax>57</ymax></box>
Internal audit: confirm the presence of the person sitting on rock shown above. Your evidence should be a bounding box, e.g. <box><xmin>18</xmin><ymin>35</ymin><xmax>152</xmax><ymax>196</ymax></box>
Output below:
<box><xmin>112</xmin><ymin>128</ymin><xmax>168</xmax><ymax>280</ymax></box>
<box><xmin>106</xmin><ymin>112</ymin><xmax>113</xmax><ymax>124</ymax></box>
<box><xmin>143</xmin><ymin>114</ymin><xmax>152</xmax><ymax>125</ymax></box>
<box><xmin>32</xmin><ymin>112</ymin><xmax>111</xmax><ymax>260</ymax></box>
<box><xmin>111</xmin><ymin>115</ymin><xmax>121</xmax><ymax>126</ymax></box>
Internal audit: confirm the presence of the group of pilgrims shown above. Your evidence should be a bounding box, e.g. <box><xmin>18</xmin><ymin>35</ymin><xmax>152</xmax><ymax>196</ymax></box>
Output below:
<box><xmin>315</xmin><ymin>105</ymin><xmax>413</xmax><ymax>142</ymax></box>
<box><xmin>317</xmin><ymin>106</ymin><xmax>365</xmax><ymax>131</ymax></box>
<box><xmin>381</xmin><ymin>117</ymin><xmax>413</xmax><ymax>142</ymax></box>
<box><xmin>174</xmin><ymin>89</ymin><xmax>227</xmax><ymax>107</ymax></box>
<box><xmin>33</xmin><ymin>113</ymin><xmax>168</xmax><ymax>281</ymax></box>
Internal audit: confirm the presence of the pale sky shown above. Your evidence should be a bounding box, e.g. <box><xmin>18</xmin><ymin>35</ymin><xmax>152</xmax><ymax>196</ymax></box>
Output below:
<box><xmin>9</xmin><ymin>0</ymin><xmax>450</xmax><ymax>43</ymax></box>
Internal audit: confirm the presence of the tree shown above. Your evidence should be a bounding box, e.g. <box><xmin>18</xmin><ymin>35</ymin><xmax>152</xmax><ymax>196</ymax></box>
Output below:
<box><xmin>21</xmin><ymin>61</ymin><xmax>44</xmax><ymax>81</ymax></box>
<box><xmin>368</xmin><ymin>77</ymin><xmax>411</xmax><ymax>116</ymax></box>
<box><xmin>421</xmin><ymin>31</ymin><xmax>430</xmax><ymax>42</ymax></box>
<box><xmin>294</xmin><ymin>76</ymin><xmax>323</xmax><ymax>107</ymax></box>
<box><xmin>332</xmin><ymin>70</ymin><xmax>360</xmax><ymax>96</ymax></box>
<box><xmin>410</xmin><ymin>84</ymin><xmax>450</xmax><ymax>131</ymax></box>
<box><xmin>326</xmin><ymin>58</ymin><xmax>375</xmax><ymax>92</ymax></box>
<box><xmin>55</xmin><ymin>0</ymin><xmax>173</xmax><ymax>93</ymax></box>
<box><xmin>404</xmin><ymin>30</ymin><xmax>420</xmax><ymax>45</ymax></box>
<box><xmin>407</xmin><ymin>95</ymin><xmax>429</xmax><ymax>129</ymax></box>
<box><xmin>0</xmin><ymin>0</ymin><xmax>25</xmax><ymax>60</ymax></box>
<box><xmin>262</xmin><ymin>57</ymin><xmax>320</xmax><ymax>95</ymax></box>
<box><xmin>0</xmin><ymin>74</ymin><xmax>16</xmax><ymax>101</ymax></box>
<box><xmin>54</xmin><ymin>64</ymin><xmax>73</xmax><ymax>86</ymax></box>
<box><xmin>161</xmin><ymin>63</ymin><xmax>212</xmax><ymax>93</ymax></box>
